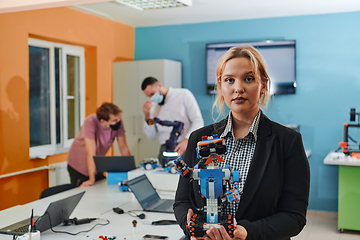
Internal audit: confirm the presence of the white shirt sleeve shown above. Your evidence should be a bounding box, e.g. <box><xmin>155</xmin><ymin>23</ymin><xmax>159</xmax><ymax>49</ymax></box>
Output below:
<box><xmin>141</xmin><ymin>88</ymin><xmax>204</xmax><ymax>145</ymax></box>
<box><xmin>183</xmin><ymin>89</ymin><xmax>204</xmax><ymax>139</ymax></box>
<box><xmin>143</xmin><ymin>120</ymin><xmax>158</xmax><ymax>141</ymax></box>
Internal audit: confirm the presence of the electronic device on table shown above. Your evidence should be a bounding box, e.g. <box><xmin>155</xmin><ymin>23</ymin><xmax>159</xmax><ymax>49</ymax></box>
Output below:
<box><xmin>147</xmin><ymin>117</ymin><xmax>184</xmax><ymax>166</ymax></box>
<box><xmin>126</xmin><ymin>174</ymin><xmax>174</xmax><ymax>213</ymax></box>
<box><xmin>94</xmin><ymin>156</ymin><xmax>136</xmax><ymax>173</ymax></box>
<box><xmin>164</xmin><ymin>161</ymin><xmax>177</xmax><ymax>174</ymax></box>
<box><xmin>339</xmin><ymin>108</ymin><xmax>360</xmax><ymax>158</ymax></box>
<box><xmin>140</xmin><ymin>158</ymin><xmax>160</xmax><ymax>170</ymax></box>
<box><xmin>0</xmin><ymin>191</ymin><xmax>85</xmax><ymax>235</ymax></box>
<box><xmin>143</xmin><ymin>234</ymin><xmax>168</xmax><ymax>240</ymax></box>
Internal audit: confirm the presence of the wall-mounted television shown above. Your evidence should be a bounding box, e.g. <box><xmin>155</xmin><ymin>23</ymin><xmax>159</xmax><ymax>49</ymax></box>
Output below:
<box><xmin>206</xmin><ymin>40</ymin><xmax>296</xmax><ymax>95</ymax></box>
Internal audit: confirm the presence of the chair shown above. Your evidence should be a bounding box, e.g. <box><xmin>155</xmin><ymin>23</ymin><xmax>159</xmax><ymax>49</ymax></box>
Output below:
<box><xmin>40</xmin><ymin>183</ymin><xmax>76</xmax><ymax>199</ymax></box>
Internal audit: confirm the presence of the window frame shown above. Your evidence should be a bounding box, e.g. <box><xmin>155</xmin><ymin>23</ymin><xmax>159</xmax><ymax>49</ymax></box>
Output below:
<box><xmin>61</xmin><ymin>44</ymin><xmax>86</xmax><ymax>148</ymax></box>
<box><xmin>28</xmin><ymin>38</ymin><xmax>85</xmax><ymax>158</ymax></box>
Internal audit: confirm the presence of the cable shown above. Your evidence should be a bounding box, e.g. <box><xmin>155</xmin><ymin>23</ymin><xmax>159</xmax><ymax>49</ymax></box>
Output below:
<box><xmin>33</xmin><ymin>215</ymin><xmax>42</xmax><ymax>227</ymax></box>
<box><xmin>101</xmin><ymin>202</ymin><xmax>130</xmax><ymax>215</ymax></box>
<box><xmin>112</xmin><ymin>207</ymin><xmax>146</xmax><ymax>219</ymax></box>
<box><xmin>44</xmin><ymin>212</ymin><xmax>110</xmax><ymax>235</ymax></box>
<box><xmin>348</xmin><ymin>135</ymin><xmax>359</xmax><ymax>144</ymax></box>
<box><xmin>335</xmin><ymin>146</ymin><xmax>342</xmax><ymax>152</ymax></box>
<box><xmin>126</xmin><ymin>211</ymin><xmax>146</xmax><ymax>219</ymax></box>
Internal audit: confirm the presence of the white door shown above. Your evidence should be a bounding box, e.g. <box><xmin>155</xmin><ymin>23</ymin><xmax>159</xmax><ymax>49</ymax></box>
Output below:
<box><xmin>113</xmin><ymin>62</ymin><xmax>141</xmax><ymax>164</ymax></box>
<box><xmin>113</xmin><ymin>60</ymin><xmax>181</xmax><ymax>166</ymax></box>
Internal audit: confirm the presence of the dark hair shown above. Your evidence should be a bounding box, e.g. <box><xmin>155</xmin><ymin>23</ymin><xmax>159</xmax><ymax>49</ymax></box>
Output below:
<box><xmin>141</xmin><ymin>77</ymin><xmax>158</xmax><ymax>90</ymax></box>
<box><xmin>96</xmin><ymin>103</ymin><xmax>122</xmax><ymax>121</ymax></box>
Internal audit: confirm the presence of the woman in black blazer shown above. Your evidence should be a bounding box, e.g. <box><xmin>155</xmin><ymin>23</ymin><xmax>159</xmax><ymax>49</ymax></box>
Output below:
<box><xmin>173</xmin><ymin>46</ymin><xmax>310</xmax><ymax>240</ymax></box>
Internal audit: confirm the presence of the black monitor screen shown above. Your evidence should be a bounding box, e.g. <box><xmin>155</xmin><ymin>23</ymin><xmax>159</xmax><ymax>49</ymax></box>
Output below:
<box><xmin>127</xmin><ymin>175</ymin><xmax>159</xmax><ymax>208</ymax></box>
<box><xmin>206</xmin><ymin>40</ymin><xmax>296</xmax><ymax>95</ymax></box>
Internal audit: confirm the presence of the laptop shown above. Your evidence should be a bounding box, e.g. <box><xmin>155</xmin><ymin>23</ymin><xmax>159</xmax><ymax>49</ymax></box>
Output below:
<box><xmin>127</xmin><ymin>174</ymin><xmax>174</xmax><ymax>213</ymax></box>
<box><xmin>94</xmin><ymin>156</ymin><xmax>136</xmax><ymax>173</ymax></box>
<box><xmin>0</xmin><ymin>191</ymin><xmax>85</xmax><ymax>235</ymax></box>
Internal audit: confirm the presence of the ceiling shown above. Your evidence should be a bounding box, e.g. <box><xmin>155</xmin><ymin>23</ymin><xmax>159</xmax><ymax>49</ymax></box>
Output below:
<box><xmin>71</xmin><ymin>0</ymin><xmax>360</xmax><ymax>27</ymax></box>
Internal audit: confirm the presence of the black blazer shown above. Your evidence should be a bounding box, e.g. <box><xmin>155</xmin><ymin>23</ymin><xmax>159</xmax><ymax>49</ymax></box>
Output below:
<box><xmin>174</xmin><ymin>113</ymin><xmax>310</xmax><ymax>240</ymax></box>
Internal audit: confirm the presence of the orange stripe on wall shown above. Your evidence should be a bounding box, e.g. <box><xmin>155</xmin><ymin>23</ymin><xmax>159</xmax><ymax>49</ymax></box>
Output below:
<box><xmin>0</xmin><ymin>7</ymin><xmax>134</xmax><ymax>210</ymax></box>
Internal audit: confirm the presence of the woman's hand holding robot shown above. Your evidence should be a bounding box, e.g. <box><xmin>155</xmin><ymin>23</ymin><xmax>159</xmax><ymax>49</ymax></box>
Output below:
<box><xmin>187</xmin><ymin>209</ymin><xmax>247</xmax><ymax>240</ymax></box>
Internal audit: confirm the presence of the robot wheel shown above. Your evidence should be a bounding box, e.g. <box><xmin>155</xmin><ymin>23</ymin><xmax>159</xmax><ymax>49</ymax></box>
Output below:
<box><xmin>220</xmin><ymin>214</ymin><xmax>234</xmax><ymax>238</ymax></box>
<box><xmin>187</xmin><ymin>214</ymin><xmax>205</xmax><ymax>237</ymax></box>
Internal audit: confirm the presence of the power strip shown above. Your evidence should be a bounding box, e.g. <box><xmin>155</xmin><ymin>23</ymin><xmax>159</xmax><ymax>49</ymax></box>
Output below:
<box><xmin>17</xmin><ymin>231</ymin><xmax>40</xmax><ymax>240</ymax></box>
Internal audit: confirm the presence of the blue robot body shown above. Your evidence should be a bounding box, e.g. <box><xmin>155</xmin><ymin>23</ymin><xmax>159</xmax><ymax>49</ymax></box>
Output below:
<box><xmin>197</xmin><ymin>169</ymin><xmax>225</xmax><ymax>199</ymax></box>
<box><xmin>174</xmin><ymin>135</ymin><xmax>242</xmax><ymax>238</ymax></box>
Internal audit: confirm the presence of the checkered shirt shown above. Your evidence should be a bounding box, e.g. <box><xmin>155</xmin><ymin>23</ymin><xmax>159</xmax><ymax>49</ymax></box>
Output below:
<box><xmin>217</xmin><ymin>110</ymin><xmax>261</xmax><ymax>218</ymax></box>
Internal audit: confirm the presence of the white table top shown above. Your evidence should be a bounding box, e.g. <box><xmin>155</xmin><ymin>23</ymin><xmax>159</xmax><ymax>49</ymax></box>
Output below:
<box><xmin>324</xmin><ymin>151</ymin><xmax>360</xmax><ymax>167</ymax></box>
<box><xmin>0</xmin><ymin>180</ymin><xmax>183</xmax><ymax>240</ymax></box>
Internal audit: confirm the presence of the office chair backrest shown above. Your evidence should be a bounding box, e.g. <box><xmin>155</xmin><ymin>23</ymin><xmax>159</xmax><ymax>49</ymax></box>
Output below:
<box><xmin>40</xmin><ymin>183</ymin><xmax>76</xmax><ymax>199</ymax></box>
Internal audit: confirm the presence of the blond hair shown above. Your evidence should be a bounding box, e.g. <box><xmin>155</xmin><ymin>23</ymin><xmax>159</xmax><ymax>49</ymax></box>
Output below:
<box><xmin>212</xmin><ymin>45</ymin><xmax>270</xmax><ymax>121</ymax></box>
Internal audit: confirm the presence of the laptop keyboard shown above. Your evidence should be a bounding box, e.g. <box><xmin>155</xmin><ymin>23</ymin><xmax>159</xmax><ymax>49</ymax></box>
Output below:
<box><xmin>152</xmin><ymin>200</ymin><xmax>174</xmax><ymax>211</ymax></box>
<box><xmin>13</xmin><ymin>225</ymin><xmax>29</xmax><ymax>234</ymax></box>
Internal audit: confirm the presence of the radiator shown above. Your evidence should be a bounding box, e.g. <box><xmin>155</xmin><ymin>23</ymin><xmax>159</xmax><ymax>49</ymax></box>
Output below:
<box><xmin>48</xmin><ymin>162</ymin><xmax>70</xmax><ymax>187</ymax></box>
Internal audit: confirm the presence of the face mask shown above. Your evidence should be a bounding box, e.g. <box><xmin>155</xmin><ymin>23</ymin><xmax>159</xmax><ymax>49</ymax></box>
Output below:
<box><xmin>151</xmin><ymin>92</ymin><xmax>164</xmax><ymax>104</ymax></box>
<box><xmin>110</xmin><ymin>120</ymin><xmax>121</xmax><ymax>131</ymax></box>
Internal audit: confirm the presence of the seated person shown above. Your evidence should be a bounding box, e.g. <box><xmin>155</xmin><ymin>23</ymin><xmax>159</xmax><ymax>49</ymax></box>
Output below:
<box><xmin>67</xmin><ymin>102</ymin><xmax>131</xmax><ymax>187</ymax></box>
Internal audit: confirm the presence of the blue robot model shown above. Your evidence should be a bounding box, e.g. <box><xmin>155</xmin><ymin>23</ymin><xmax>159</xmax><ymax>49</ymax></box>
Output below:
<box><xmin>175</xmin><ymin>135</ymin><xmax>242</xmax><ymax>238</ymax></box>
<box><xmin>164</xmin><ymin>161</ymin><xmax>177</xmax><ymax>174</ymax></box>
<box><xmin>140</xmin><ymin>158</ymin><xmax>161</xmax><ymax>170</ymax></box>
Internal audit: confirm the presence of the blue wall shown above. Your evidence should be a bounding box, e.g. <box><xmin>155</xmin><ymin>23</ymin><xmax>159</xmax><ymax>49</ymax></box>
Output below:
<box><xmin>134</xmin><ymin>12</ymin><xmax>360</xmax><ymax>212</ymax></box>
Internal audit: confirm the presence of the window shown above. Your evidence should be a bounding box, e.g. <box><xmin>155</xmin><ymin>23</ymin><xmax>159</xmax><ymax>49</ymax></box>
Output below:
<box><xmin>29</xmin><ymin>39</ymin><xmax>85</xmax><ymax>158</ymax></box>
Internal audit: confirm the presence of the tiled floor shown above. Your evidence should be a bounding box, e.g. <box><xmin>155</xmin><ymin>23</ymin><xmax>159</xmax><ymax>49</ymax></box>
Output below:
<box><xmin>293</xmin><ymin>211</ymin><xmax>360</xmax><ymax>240</ymax></box>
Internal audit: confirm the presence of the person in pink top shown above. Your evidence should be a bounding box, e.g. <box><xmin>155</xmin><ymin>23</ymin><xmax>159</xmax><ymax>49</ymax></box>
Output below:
<box><xmin>67</xmin><ymin>103</ymin><xmax>131</xmax><ymax>187</ymax></box>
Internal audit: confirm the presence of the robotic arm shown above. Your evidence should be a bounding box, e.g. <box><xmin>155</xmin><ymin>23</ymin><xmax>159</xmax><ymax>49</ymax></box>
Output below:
<box><xmin>147</xmin><ymin>117</ymin><xmax>184</xmax><ymax>166</ymax></box>
<box><xmin>174</xmin><ymin>156</ymin><xmax>193</xmax><ymax>178</ymax></box>
<box><xmin>147</xmin><ymin>117</ymin><xmax>184</xmax><ymax>152</ymax></box>
<box><xmin>339</xmin><ymin>108</ymin><xmax>360</xmax><ymax>157</ymax></box>
<box><xmin>220</xmin><ymin>171</ymin><xmax>242</xmax><ymax>205</ymax></box>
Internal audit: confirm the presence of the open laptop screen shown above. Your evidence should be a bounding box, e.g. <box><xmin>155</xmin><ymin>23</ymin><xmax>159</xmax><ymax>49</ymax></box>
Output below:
<box><xmin>127</xmin><ymin>175</ymin><xmax>160</xmax><ymax>209</ymax></box>
<box><xmin>0</xmin><ymin>191</ymin><xmax>85</xmax><ymax>235</ymax></box>
<box><xmin>36</xmin><ymin>191</ymin><xmax>85</xmax><ymax>232</ymax></box>
<box><xmin>93</xmin><ymin>156</ymin><xmax>136</xmax><ymax>173</ymax></box>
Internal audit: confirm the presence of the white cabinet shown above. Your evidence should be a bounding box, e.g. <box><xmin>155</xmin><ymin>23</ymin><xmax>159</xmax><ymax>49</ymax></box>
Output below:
<box><xmin>112</xmin><ymin>60</ymin><xmax>181</xmax><ymax>166</ymax></box>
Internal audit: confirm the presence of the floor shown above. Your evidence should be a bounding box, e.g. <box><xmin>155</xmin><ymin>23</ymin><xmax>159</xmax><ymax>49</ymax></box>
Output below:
<box><xmin>293</xmin><ymin>211</ymin><xmax>360</xmax><ymax>240</ymax></box>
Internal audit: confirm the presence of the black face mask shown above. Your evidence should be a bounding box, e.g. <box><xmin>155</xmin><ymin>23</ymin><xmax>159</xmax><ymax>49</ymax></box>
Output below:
<box><xmin>110</xmin><ymin>120</ymin><xmax>121</xmax><ymax>131</ymax></box>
